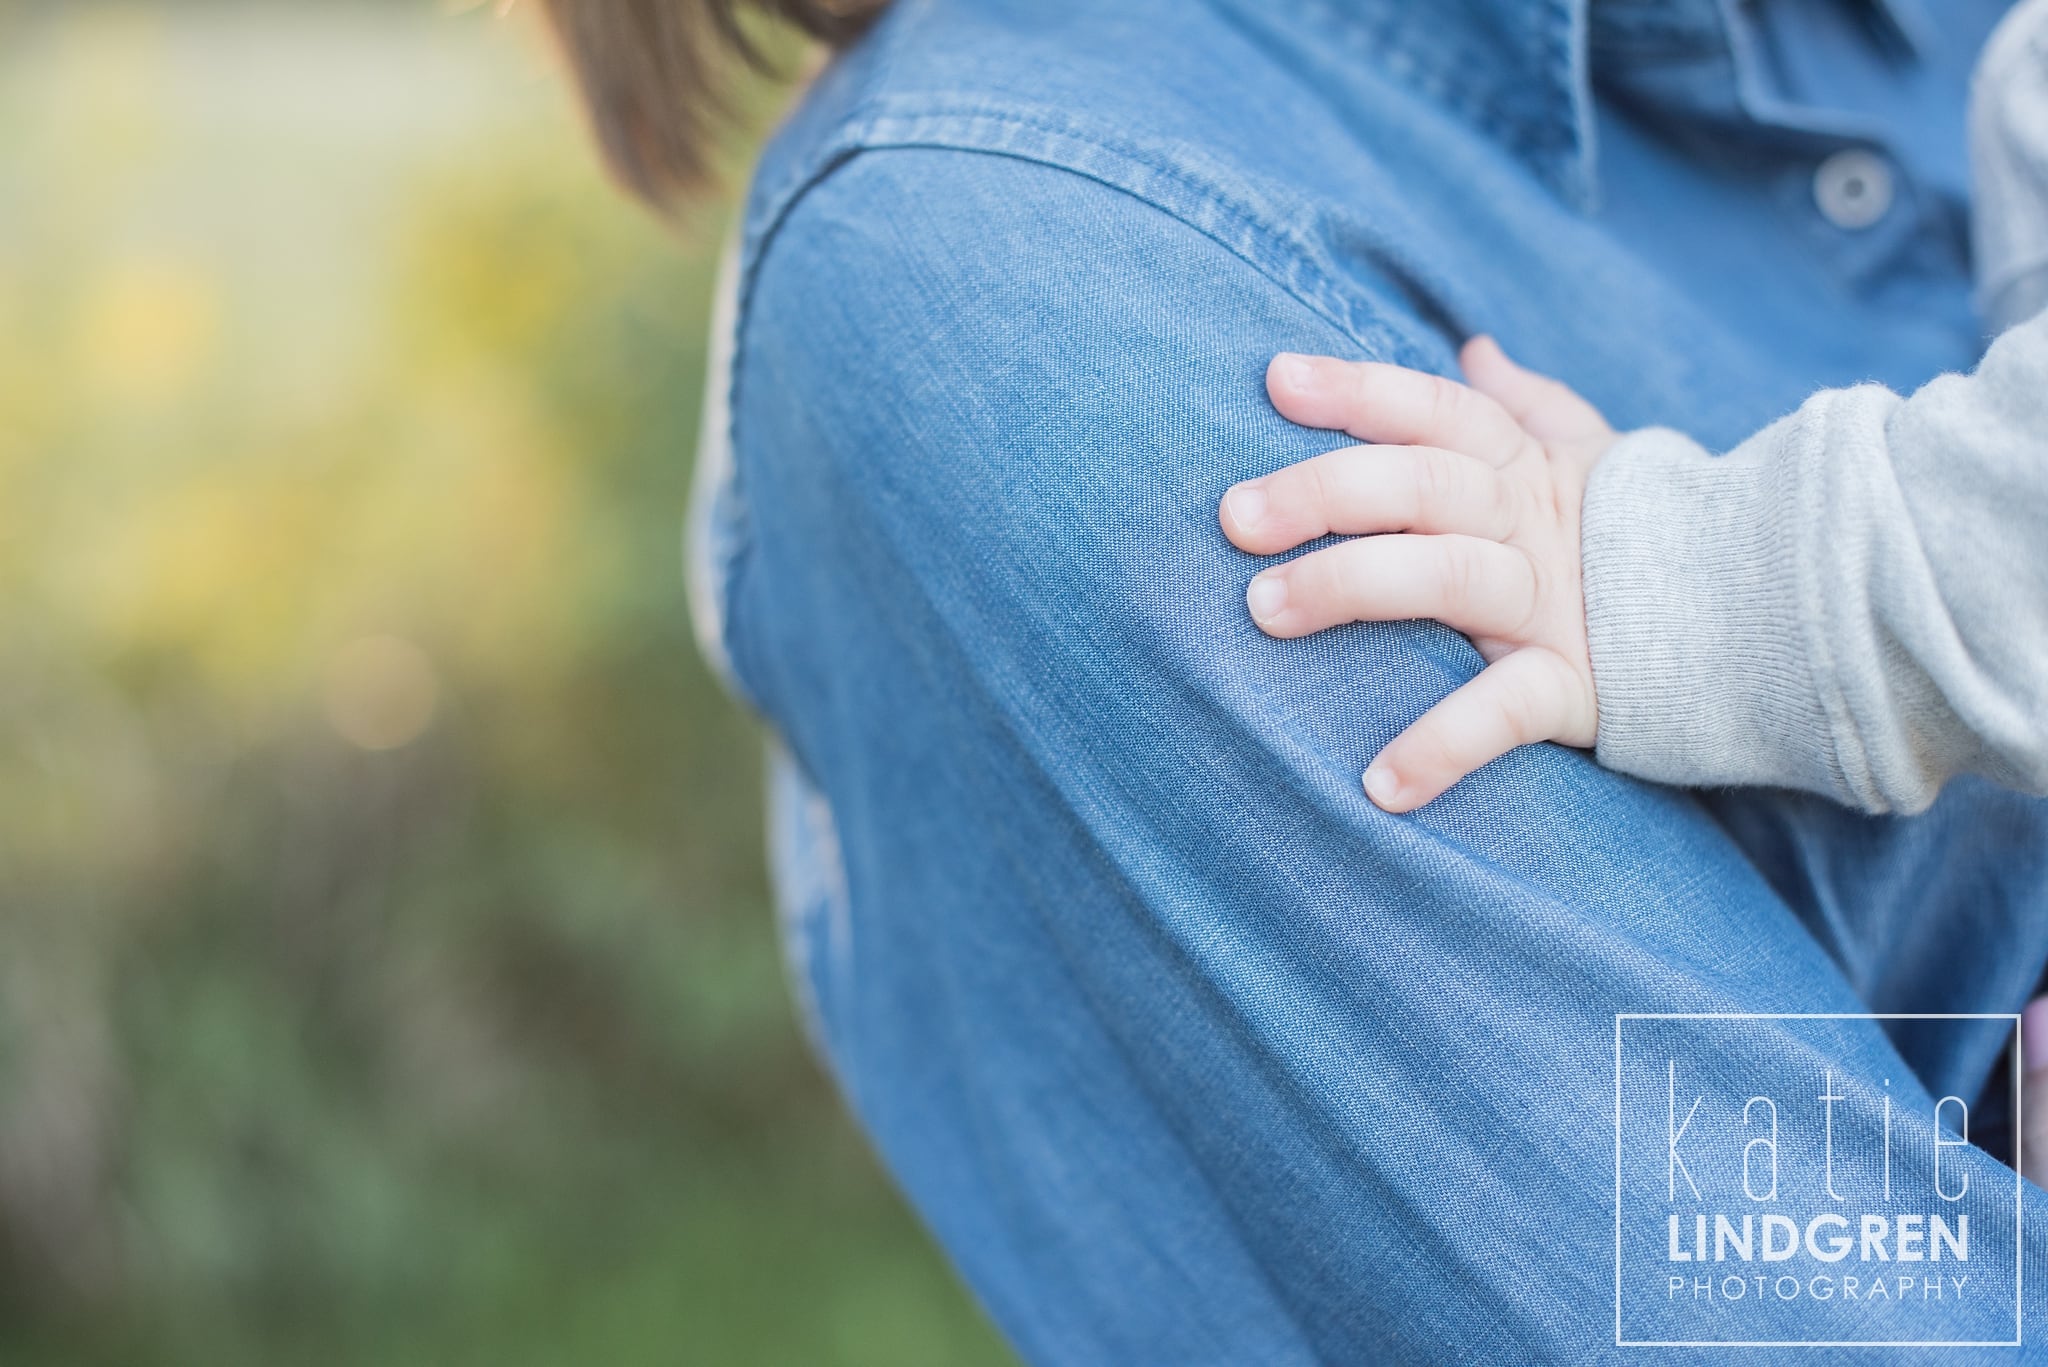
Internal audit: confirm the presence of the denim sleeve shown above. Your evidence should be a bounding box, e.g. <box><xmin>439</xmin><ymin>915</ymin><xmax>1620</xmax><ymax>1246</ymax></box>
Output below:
<box><xmin>728</xmin><ymin>148</ymin><xmax>2048</xmax><ymax>1364</ymax></box>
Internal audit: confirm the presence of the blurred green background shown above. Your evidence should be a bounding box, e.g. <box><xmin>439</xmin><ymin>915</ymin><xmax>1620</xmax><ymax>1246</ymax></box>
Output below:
<box><xmin>0</xmin><ymin>3</ymin><xmax>1012</xmax><ymax>1362</ymax></box>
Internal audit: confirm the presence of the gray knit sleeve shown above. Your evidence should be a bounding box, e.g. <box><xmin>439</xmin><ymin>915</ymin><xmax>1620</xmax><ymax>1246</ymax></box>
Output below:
<box><xmin>1581</xmin><ymin>310</ymin><xmax>2048</xmax><ymax>814</ymax></box>
<box><xmin>1974</xmin><ymin>0</ymin><xmax>2048</xmax><ymax>333</ymax></box>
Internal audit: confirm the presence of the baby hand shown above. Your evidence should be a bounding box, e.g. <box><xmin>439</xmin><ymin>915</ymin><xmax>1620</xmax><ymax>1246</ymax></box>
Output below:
<box><xmin>1220</xmin><ymin>337</ymin><xmax>1615</xmax><ymax>812</ymax></box>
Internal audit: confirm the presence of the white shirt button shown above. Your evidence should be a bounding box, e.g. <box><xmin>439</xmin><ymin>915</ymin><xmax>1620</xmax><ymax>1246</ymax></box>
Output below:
<box><xmin>1813</xmin><ymin>148</ymin><xmax>1895</xmax><ymax>230</ymax></box>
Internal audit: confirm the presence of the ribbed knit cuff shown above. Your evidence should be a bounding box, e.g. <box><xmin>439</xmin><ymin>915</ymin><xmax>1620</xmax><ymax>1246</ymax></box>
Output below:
<box><xmin>1580</xmin><ymin>428</ymin><xmax>1839</xmax><ymax>796</ymax></box>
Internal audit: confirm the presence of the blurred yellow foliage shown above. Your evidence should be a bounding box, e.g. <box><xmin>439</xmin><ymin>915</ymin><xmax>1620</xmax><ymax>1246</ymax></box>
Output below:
<box><xmin>0</xmin><ymin>0</ymin><xmax>703</xmax><ymax>719</ymax></box>
<box><xmin>0</xmin><ymin>6</ymin><xmax>1014</xmax><ymax>1363</ymax></box>
<box><xmin>0</xmin><ymin>0</ymin><xmax>731</xmax><ymax>1295</ymax></box>
<box><xmin>73</xmin><ymin>259</ymin><xmax>222</xmax><ymax>403</ymax></box>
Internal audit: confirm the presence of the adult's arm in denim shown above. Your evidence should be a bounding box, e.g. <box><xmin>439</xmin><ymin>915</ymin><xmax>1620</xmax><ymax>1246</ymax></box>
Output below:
<box><xmin>728</xmin><ymin>148</ymin><xmax>2048</xmax><ymax>1364</ymax></box>
<box><xmin>1583</xmin><ymin>307</ymin><xmax>2048</xmax><ymax>816</ymax></box>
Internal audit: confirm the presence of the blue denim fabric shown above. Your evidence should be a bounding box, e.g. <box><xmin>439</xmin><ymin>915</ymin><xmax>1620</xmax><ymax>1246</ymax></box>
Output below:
<box><xmin>704</xmin><ymin>0</ymin><xmax>2048</xmax><ymax>1360</ymax></box>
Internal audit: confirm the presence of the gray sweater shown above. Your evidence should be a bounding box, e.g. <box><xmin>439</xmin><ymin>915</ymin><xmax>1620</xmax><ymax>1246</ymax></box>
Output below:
<box><xmin>1579</xmin><ymin>0</ymin><xmax>2048</xmax><ymax>815</ymax></box>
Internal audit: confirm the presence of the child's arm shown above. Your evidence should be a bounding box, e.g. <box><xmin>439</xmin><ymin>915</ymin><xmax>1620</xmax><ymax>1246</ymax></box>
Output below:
<box><xmin>1220</xmin><ymin>314</ymin><xmax>2048</xmax><ymax>813</ymax></box>
<box><xmin>1582</xmin><ymin>307</ymin><xmax>2048</xmax><ymax>813</ymax></box>
<box><xmin>1975</xmin><ymin>0</ymin><xmax>2048</xmax><ymax>332</ymax></box>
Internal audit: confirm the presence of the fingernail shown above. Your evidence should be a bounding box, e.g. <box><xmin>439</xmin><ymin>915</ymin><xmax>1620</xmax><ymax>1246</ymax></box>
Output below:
<box><xmin>1273</xmin><ymin>353</ymin><xmax>1319</xmax><ymax>392</ymax></box>
<box><xmin>1225</xmin><ymin>483</ymin><xmax>1268</xmax><ymax>530</ymax></box>
<box><xmin>1246</xmin><ymin>574</ymin><xmax>1288</xmax><ymax>623</ymax></box>
<box><xmin>1363</xmin><ymin>764</ymin><xmax>1402</xmax><ymax>809</ymax></box>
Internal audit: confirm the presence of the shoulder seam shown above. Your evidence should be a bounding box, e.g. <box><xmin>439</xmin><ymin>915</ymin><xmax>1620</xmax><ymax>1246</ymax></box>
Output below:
<box><xmin>738</xmin><ymin>100</ymin><xmax>1435</xmax><ymax>368</ymax></box>
<box><xmin>712</xmin><ymin>102</ymin><xmax>1441</xmax><ymax>709</ymax></box>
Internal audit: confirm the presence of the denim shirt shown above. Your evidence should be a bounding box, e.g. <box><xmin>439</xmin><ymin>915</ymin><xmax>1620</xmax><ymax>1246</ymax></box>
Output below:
<box><xmin>698</xmin><ymin>0</ymin><xmax>2048</xmax><ymax>1361</ymax></box>
<box><xmin>700</xmin><ymin>0</ymin><xmax>2003</xmax><ymax>697</ymax></box>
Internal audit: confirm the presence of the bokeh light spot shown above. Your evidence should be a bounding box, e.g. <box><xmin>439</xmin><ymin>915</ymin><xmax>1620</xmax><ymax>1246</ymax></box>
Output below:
<box><xmin>322</xmin><ymin>634</ymin><xmax>441</xmax><ymax>751</ymax></box>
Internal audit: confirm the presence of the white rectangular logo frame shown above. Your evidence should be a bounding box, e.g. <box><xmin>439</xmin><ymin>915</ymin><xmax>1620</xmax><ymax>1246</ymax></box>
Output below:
<box><xmin>1613</xmin><ymin>1012</ymin><xmax>2023</xmax><ymax>1350</ymax></box>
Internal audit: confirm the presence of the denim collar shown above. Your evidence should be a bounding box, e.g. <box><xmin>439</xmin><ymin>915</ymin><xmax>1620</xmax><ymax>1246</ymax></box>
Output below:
<box><xmin>1295</xmin><ymin>0</ymin><xmax>1597</xmax><ymax>207</ymax></box>
<box><xmin>1293</xmin><ymin>0</ymin><xmax>1920</xmax><ymax>209</ymax></box>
